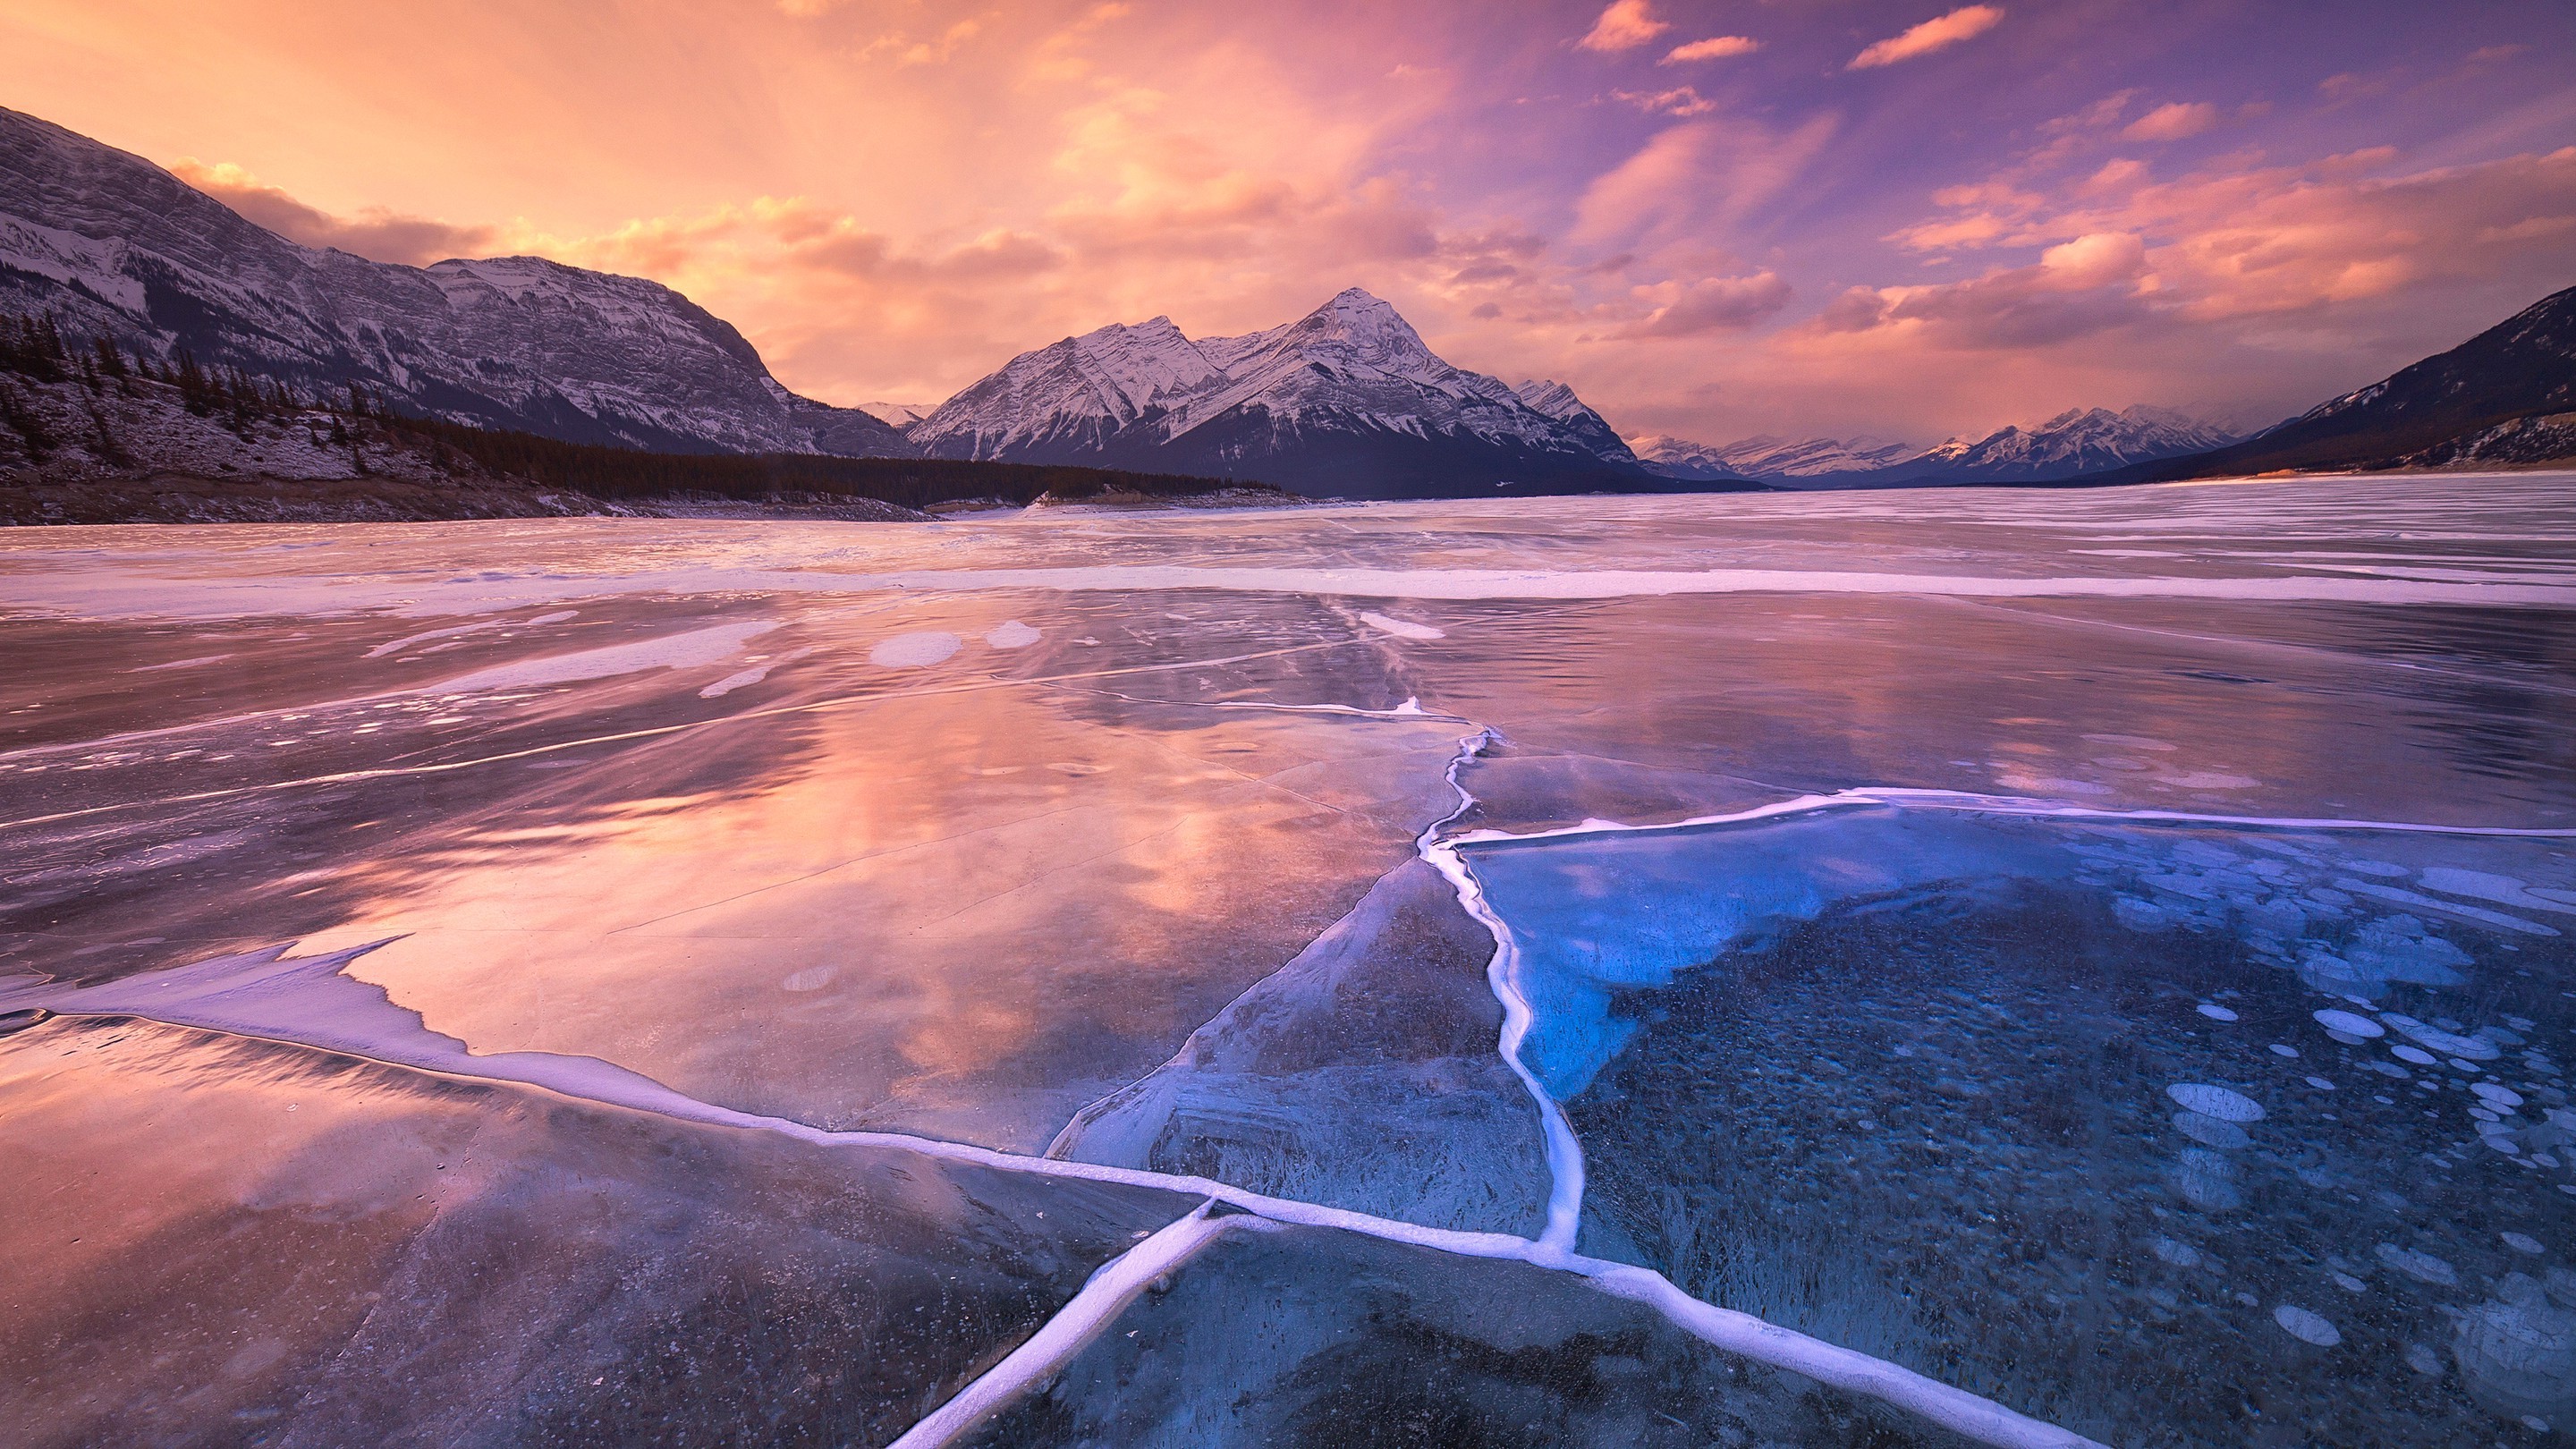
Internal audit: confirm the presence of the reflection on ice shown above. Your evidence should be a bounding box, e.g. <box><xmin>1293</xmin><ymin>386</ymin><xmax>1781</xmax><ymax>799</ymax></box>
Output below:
<box><xmin>5</xmin><ymin>476</ymin><xmax>2575</xmax><ymax>1445</ymax></box>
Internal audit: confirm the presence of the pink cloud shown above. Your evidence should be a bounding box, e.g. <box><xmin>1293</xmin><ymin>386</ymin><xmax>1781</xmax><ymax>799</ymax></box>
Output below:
<box><xmin>171</xmin><ymin>159</ymin><xmax>498</xmax><ymax>267</ymax></box>
<box><xmin>2123</xmin><ymin>101</ymin><xmax>2219</xmax><ymax>143</ymax></box>
<box><xmin>1663</xmin><ymin>36</ymin><xmax>1759</xmax><ymax>64</ymax></box>
<box><xmin>1576</xmin><ymin>0</ymin><xmax>1668</xmax><ymax>53</ymax></box>
<box><xmin>1849</xmin><ymin>5</ymin><xmax>2005</xmax><ymax>71</ymax></box>
<box><xmin>1615</xmin><ymin>272</ymin><xmax>1792</xmax><ymax>336</ymax></box>
<box><xmin>1612</xmin><ymin>87</ymin><xmax>1716</xmax><ymax>118</ymax></box>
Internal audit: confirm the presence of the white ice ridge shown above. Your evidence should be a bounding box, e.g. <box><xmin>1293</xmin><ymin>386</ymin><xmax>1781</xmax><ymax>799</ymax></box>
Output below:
<box><xmin>886</xmin><ymin>1201</ymin><xmax>1266</xmax><ymax>1449</ymax></box>
<box><xmin>1416</xmin><ymin>727</ymin><xmax>1586</xmax><ymax>1257</ymax></box>
<box><xmin>1444</xmin><ymin>786</ymin><xmax>2576</xmax><ymax>852</ymax></box>
<box><xmin>0</xmin><ymin>943</ymin><xmax>2105</xmax><ymax>1449</ymax></box>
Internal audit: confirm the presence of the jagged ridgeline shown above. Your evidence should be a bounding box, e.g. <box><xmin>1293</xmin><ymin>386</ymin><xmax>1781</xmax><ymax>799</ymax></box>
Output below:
<box><xmin>0</xmin><ymin>310</ymin><xmax>1258</xmax><ymax>513</ymax></box>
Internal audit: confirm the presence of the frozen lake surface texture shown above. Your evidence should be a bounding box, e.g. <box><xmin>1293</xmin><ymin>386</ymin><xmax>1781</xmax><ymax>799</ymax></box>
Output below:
<box><xmin>4</xmin><ymin>471</ymin><xmax>2575</xmax><ymax>1447</ymax></box>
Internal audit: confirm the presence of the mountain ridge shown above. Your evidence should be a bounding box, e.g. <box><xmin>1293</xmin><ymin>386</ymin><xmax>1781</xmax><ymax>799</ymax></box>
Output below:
<box><xmin>910</xmin><ymin>288</ymin><xmax>1677</xmax><ymax>498</ymax></box>
<box><xmin>2097</xmin><ymin>284</ymin><xmax>2576</xmax><ymax>482</ymax></box>
<box><xmin>0</xmin><ymin>105</ymin><xmax>915</xmax><ymax>460</ymax></box>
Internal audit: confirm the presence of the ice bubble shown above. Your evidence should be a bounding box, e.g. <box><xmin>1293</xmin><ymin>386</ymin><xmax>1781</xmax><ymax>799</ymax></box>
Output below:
<box><xmin>2168</xmin><ymin>1083</ymin><xmax>2266</xmax><ymax>1122</ymax></box>
<box><xmin>869</xmin><ymin>631</ymin><xmax>964</xmax><ymax>668</ymax></box>
<box><xmin>2407</xmin><ymin>1343</ymin><xmax>2446</xmax><ymax>1376</ymax></box>
<box><xmin>782</xmin><ymin>966</ymin><xmax>837</xmax><ymax>993</ymax></box>
<box><xmin>2332</xmin><ymin>1271</ymin><xmax>2368</xmax><ymax>1292</ymax></box>
<box><xmin>2271</xmin><ymin>1044</ymin><xmax>2300</xmax><ymax>1058</ymax></box>
<box><xmin>2198</xmin><ymin>1003</ymin><xmax>2240</xmax><ymax>1021</ymax></box>
<box><xmin>2150</xmin><ymin>1235</ymin><xmax>2203</xmax><ymax>1267</ymax></box>
<box><xmin>984</xmin><ymin>621</ymin><xmax>1042</xmax><ymax>649</ymax></box>
<box><xmin>2173</xmin><ymin>1110</ymin><xmax>2252</xmax><ymax>1150</ymax></box>
<box><xmin>2456</xmin><ymin>1275</ymin><xmax>2576</xmax><ymax>1419</ymax></box>
<box><xmin>2377</xmin><ymin>1243</ymin><xmax>2460</xmax><ymax>1286</ymax></box>
<box><xmin>2175</xmin><ymin>1148</ymin><xmax>2243</xmax><ymax>1211</ymax></box>
<box><xmin>2505</xmin><ymin>1233</ymin><xmax>2546</xmax><ymax>1256</ymax></box>
<box><xmin>2512</xmin><ymin>1016</ymin><xmax>2540</xmax><ymax>1032</ymax></box>
<box><xmin>2393</xmin><ymin>1045</ymin><xmax>2439</xmax><ymax>1066</ymax></box>
<box><xmin>2275</xmin><ymin>1304</ymin><xmax>2342</xmax><ymax>1346</ymax></box>
<box><xmin>2347</xmin><ymin>860</ymin><xmax>2412</xmax><ymax>877</ymax></box>
<box><xmin>2314</xmin><ymin>1008</ymin><xmax>2384</xmax><ymax>1038</ymax></box>
<box><xmin>2115</xmin><ymin>897</ymin><xmax>2174</xmax><ymax>932</ymax></box>
<box><xmin>2477</xmin><ymin>1083</ymin><xmax>2529</xmax><ymax>1110</ymax></box>
<box><xmin>2306</xmin><ymin>1076</ymin><xmax>2335</xmax><ymax>1090</ymax></box>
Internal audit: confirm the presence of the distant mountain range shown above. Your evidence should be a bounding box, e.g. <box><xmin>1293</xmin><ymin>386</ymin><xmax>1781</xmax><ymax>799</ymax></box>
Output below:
<box><xmin>3</xmin><ymin>104</ymin><xmax>2568</xmax><ymax>498</ymax></box>
<box><xmin>0</xmin><ymin>106</ymin><xmax>914</xmax><ymax>459</ymax></box>
<box><xmin>1636</xmin><ymin>406</ymin><xmax>2241</xmax><ymax>488</ymax></box>
<box><xmin>902</xmin><ymin>288</ymin><xmax>1671</xmax><ymax>498</ymax></box>
<box><xmin>1632</xmin><ymin>433</ymin><xmax>1908</xmax><ymax>481</ymax></box>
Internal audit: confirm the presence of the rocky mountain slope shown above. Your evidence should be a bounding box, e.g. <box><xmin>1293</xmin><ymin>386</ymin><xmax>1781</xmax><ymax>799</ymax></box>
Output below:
<box><xmin>0</xmin><ymin>106</ymin><xmax>913</xmax><ymax>459</ymax></box>
<box><xmin>2109</xmin><ymin>284</ymin><xmax>2576</xmax><ymax>481</ymax></box>
<box><xmin>1511</xmin><ymin>377</ymin><xmax>1643</xmax><ymax>470</ymax></box>
<box><xmin>908</xmin><ymin>289</ymin><xmax>1661</xmax><ymax>497</ymax></box>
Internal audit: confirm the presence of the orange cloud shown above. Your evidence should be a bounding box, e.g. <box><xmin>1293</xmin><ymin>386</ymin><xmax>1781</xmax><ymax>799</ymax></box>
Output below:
<box><xmin>1849</xmin><ymin>5</ymin><xmax>2005</xmax><ymax>70</ymax></box>
<box><xmin>1576</xmin><ymin>0</ymin><xmax>1667</xmax><ymax>53</ymax></box>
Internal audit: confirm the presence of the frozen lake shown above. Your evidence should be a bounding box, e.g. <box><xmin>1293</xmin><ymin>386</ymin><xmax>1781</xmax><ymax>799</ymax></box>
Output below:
<box><xmin>4</xmin><ymin>472</ymin><xmax>2575</xmax><ymax>1446</ymax></box>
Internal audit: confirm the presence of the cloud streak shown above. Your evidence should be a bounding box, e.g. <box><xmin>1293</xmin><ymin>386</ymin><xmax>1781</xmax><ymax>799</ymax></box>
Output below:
<box><xmin>1849</xmin><ymin>5</ymin><xmax>2005</xmax><ymax>70</ymax></box>
<box><xmin>1663</xmin><ymin>36</ymin><xmax>1758</xmax><ymax>64</ymax></box>
<box><xmin>1576</xmin><ymin>0</ymin><xmax>1667</xmax><ymax>53</ymax></box>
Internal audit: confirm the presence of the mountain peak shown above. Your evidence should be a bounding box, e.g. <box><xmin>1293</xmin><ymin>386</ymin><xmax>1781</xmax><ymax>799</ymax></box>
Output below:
<box><xmin>911</xmin><ymin>288</ymin><xmax>1653</xmax><ymax>496</ymax></box>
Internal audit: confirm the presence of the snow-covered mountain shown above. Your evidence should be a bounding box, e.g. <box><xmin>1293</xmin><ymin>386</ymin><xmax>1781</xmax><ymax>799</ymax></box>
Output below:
<box><xmin>1634</xmin><ymin>433</ymin><xmax>1911</xmax><ymax>482</ymax></box>
<box><xmin>1638</xmin><ymin>407</ymin><xmax>2236</xmax><ymax>487</ymax></box>
<box><xmin>1511</xmin><ymin>378</ymin><xmax>1641</xmax><ymax>470</ymax></box>
<box><xmin>0</xmin><ymin>105</ymin><xmax>913</xmax><ymax>459</ymax></box>
<box><xmin>1902</xmin><ymin>406</ymin><xmax>2238</xmax><ymax>482</ymax></box>
<box><xmin>857</xmin><ymin>400</ymin><xmax>939</xmax><ymax>427</ymax></box>
<box><xmin>909</xmin><ymin>289</ymin><xmax>1655</xmax><ymax>497</ymax></box>
<box><xmin>2120</xmin><ymin>284</ymin><xmax>2576</xmax><ymax>480</ymax></box>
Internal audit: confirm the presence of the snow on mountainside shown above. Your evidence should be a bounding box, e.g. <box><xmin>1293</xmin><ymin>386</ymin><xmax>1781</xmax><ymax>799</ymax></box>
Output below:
<box><xmin>2120</xmin><ymin>284</ymin><xmax>2576</xmax><ymax>481</ymax></box>
<box><xmin>0</xmin><ymin>105</ymin><xmax>913</xmax><ymax>459</ymax></box>
<box><xmin>858</xmin><ymin>401</ymin><xmax>940</xmax><ymax>428</ymax></box>
<box><xmin>1635</xmin><ymin>433</ymin><xmax>1913</xmax><ymax>481</ymax></box>
<box><xmin>1511</xmin><ymin>378</ymin><xmax>1643</xmax><ymax>469</ymax></box>
<box><xmin>1640</xmin><ymin>406</ymin><xmax>2237</xmax><ymax>487</ymax></box>
<box><xmin>1905</xmin><ymin>406</ymin><xmax>2238</xmax><ymax>480</ymax></box>
<box><xmin>911</xmin><ymin>289</ymin><xmax>1657</xmax><ymax>498</ymax></box>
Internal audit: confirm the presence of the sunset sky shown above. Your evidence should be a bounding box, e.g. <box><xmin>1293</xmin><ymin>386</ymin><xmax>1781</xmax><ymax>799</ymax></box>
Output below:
<box><xmin>5</xmin><ymin>0</ymin><xmax>2572</xmax><ymax>446</ymax></box>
